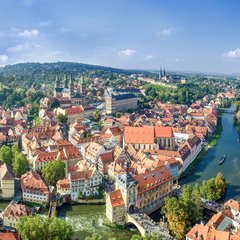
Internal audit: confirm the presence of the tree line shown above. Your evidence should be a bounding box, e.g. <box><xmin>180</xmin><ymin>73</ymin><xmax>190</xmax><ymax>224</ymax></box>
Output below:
<box><xmin>162</xmin><ymin>173</ymin><xmax>226</xmax><ymax>240</ymax></box>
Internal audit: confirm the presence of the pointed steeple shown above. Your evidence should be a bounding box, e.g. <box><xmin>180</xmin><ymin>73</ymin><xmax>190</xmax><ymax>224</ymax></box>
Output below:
<box><xmin>55</xmin><ymin>74</ymin><xmax>60</xmax><ymax>88</ymax></box>
<box><xmin>69</xmin><ymin>74</ymin><xmax>74</xmax><ymax>98</ymax></box>
<box><xmin>163</xmin><ymin>68</ymin><xmax>166</xmax><ymax>77</ymax></box>
<box><xmin>64</xmin><ymin>74</ymin><xmax>68</xmax><ymax>88</ymax></box>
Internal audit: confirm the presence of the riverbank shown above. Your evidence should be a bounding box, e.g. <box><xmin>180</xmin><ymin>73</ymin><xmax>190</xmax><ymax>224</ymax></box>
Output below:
<box><xmin>208</xmin><ymin>114</ymin><xmax>223</xmax><ymax>148</ymax></box>
<box><xmin>180</xmin><ymin>148</ymin><xmax>207</xmax><ymax>179</ymax></box>
<box><xmin>180</xmin><ymin>114</ymin><xmax>223</xmax><ymax>179</ymax></box>
<box><xmin>77</xmin><ymin>198</ymin><xmax>105</xmax><ymax>205</ymax></box>
<box><xmin>181</xmin><ymin>109</ymin><xmax>240</xmax><ymax>200</ymax></box>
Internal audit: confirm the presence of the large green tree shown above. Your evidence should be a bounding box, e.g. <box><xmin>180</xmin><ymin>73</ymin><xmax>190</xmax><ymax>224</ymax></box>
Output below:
<box><xmin>200</xmin><ymin>173</ymin><xmax>226</xmax><ymax>201</ymax></box>
<box><xmin>12</xmin><ymin>152</ymin><xmax>28</xmax><ymax>177</ymax></box>
<box><xmin>11</xmin><ymin>144</ymin><xmax>20</xmax><ymax>157</ymax></box>
<box><xmin>93</xmin><ymin>110</ymin><xmax>102</xmax><ymax>121</ymax></box>
<box><xmin>162</xmin><ymin>197</ymin><xmax>190</xmax><ymax>240</ymax></box>
<box><xmin>42</xmin><ymin>160</ymin><xmax>65</xmax><ymax>185</ymax></box>
<box><xmin>56</xmin><ymin>114</ymin><xmax>68</xmax><ymax>124</ymax></box>
<box><xmin>162</xmin><ymin>184</ymin><xmax>202</xmax><ymax>240</ymax></box>
<box><xmin>17</xmin><ymin>215</ymin><xmax>73</xmax><ymax>240</ymax></box>
<box><xmin>180</xmin><ymin>184</ymin><xmax>202</xmax><ymax>224</ymax></box>
<box><xmin>0</xmin><ymin>145</ymin><xmax>13</xmax><ymax>165</ymax></box>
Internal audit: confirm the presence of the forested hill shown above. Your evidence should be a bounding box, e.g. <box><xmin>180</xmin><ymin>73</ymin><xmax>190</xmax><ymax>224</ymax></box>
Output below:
<box><xmin>0</xmin><ymin>62</ymin><xmax>144</xmax><ymax>89</ymax></box>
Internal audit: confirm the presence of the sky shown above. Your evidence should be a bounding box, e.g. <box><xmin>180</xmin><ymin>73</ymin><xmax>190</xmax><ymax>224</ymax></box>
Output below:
<box><xmin>0</xmin><ymin>0</ymin><xmax>240</xmax><ymax>74</ymax></box>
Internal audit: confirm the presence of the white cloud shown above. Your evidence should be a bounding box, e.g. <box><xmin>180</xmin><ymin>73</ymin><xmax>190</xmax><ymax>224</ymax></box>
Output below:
<box><xmin>157</xmin><ymin>27</ymin><xmax>178</xmax><ymax>36</ymax></box>
<box><xmin>38</xmin><ymin>20</ymin><xmax>52</xmax><ymax>27</ymax></box>
<box><xmin>144</xmin><ymin>55</ymin><xmax>153</xmax><ymax>60</ymax></box>
<box><xmin>175</xmin><ymin>57</ymin><xmax>185</xmax><ymax>62</ymax></box>
<box><xmin>8</xmin><ymin>43</ymin><xmax>30</xmax><ymax>52</ymax></box>
<box><xmin>118</xmin><ymin>48</ymin><xmax>135</xmax><ymax>57</ymax></box>
<box><xmin>0</xmin><ymin>54</ymin><xmax>8</xmax><ymax>62</ymax></box>
<box><xmin>19</xmin><ymin>29</ymin><xmax>39</xmax><ymax>37</ymax></box>
<box><xmin>223</xmin><ymin>48</ymin><xmax>240</xmax><ymax>58</ymax></box>
<box><xmin>7</xmin><ymin>42</ymin><xmax>41</xmax><ymax>52</ymax></box>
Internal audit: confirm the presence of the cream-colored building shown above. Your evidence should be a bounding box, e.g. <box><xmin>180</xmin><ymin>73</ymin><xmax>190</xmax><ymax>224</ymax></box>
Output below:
<box><xmin>56</xmin><ymin>178</ymin><xmax>70</xmax><ymax>195</ymax></box>
<box><xmin>106</xmin><ymin>167</ymin><xmax>174</xmax><ymax>224</ymax></box>
<box><xmin>2</xmin><ymin>203</ymin><xmax>32</xmax><ymax>230</ymax></box>
<box><xmin>105</xmin><ymin>91</ymin><xmax>138</xmax><ymax>114</ymax></box>
<box><xmin>0</xmin><ymin>163</ymin><xmax>14</xmax><ymax>199</ymax></box>
<box><xmin>56</xmin><ymin>106</ymin><xmax>84</xmax><ymax>124</ymax></box>
<box><xmin>21</xmin><ymin>171</ymin><xmax>50</xmax><ymax>205</ymax></box>
<box><xmin>106</xmin><ymin>189</ymin><xmax>125</xmax><ymax>224</ymax></box>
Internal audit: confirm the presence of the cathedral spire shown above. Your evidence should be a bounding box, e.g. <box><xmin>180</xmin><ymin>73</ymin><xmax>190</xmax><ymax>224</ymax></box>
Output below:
<box><xmin>69</xmin><ymin>74</ymin><xmax>74</xmax><ymax>99</ymax></box>
<box><xmin>55</xmin><ymin>74</ymin><xmax>60</xmax><ymax>88</ymax></box>
<box><xmin>64</xmin><ymin>74</ymin><xmax>68</xmax><ymax>88</ymax></box>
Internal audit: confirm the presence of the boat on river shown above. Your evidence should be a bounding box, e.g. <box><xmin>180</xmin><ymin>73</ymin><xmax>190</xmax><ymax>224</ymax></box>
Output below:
<box><xmin>219</xmin><ymin>154</ymin><xmax>226</xmax><ymax>165</ymax></box>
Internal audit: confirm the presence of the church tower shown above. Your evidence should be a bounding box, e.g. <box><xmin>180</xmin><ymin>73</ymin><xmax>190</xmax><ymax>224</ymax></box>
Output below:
<box><xmin>64</xmin><ymin>74</ymin><xmax>68</xmax><ymax>89</ymax></box>
<box><xmin>79</xmin><ymin>75</ymin><xmax>86</xmax><ymax>95</ymax></box>
<box><xmin>159</xmin><ymin>68</ymin><xmax>163</xmax><ymax>81</ymax></box>
<box><xmin>54</xmin><ymin>74</ymin><xmax>60</xmax><ymax>88</ymax></box>
<box><xmin>69</xmin><ymin>75</ymin><xmax>74</xmax><ymax>99</ymax></box>
<box><xmin>54</xmin><ymin>74</ymin><xmax>62</xmax><ymax>97</ymax></box>
<box><xmin>78</xmin><ymin>75</ymin><xmax>86</xmax><ymax>105</ymax></box>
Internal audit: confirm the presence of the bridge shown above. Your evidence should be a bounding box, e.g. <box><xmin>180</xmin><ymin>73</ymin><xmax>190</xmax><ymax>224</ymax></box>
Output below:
<box><xmin>48</xmin><ymin>188</ymin><xmax>57</xmax><ymax>218</ymax></box>
<box><xmin>201</xmin><ymin>199</ymin><xmax>224</xmax><ymax>212</ymax></box>
<box><xmin>48</xmin><ymin>201</ymin><xmax>57</xmax><ymax>217</ymax></box>
<box><xmin>218</xmin><ymin>108</ymin><xmax>235</xmax><ymax>113</ymax></box>
<box><xmin>172</xmin><ymin>189</ymin><xmax>224</xmax><ymax>213</ymax></box>
<box><xmin>126</xmin><ymin>212</ymin><xmax>173</xmax><ymax>239</ymax></box>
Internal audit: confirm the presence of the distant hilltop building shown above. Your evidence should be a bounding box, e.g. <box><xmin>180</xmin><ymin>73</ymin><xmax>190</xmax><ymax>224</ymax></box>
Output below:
<box><xmin>105</xmin><ymin>88</ymin><xmax>138</xmax><ymax>114</ymax></box>
<box><xmin>158</xmin><ymin>68</ymin><xmax>188</xmax><ymax>84</ymax></box>
<box><xmin>54</xmin><ymin>74</ymin><xmax>87</xmax><ymax>106</ymax></box>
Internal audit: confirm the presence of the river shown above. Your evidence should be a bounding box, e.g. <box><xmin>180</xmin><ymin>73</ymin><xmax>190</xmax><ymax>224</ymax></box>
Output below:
<box><xmin>57</xmin><ymin>204</ymin><xmax>137</xmax><ymax>240</ymax></box>
<box><xmin>181</xmin><ymin>107</ymin><xmax>240</xmax><ymax>201</ymax></box>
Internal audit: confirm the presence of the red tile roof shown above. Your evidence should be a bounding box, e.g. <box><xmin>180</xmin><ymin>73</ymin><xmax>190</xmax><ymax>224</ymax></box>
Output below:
<box><xmin>70</xmin><ymin>170</ymin><xmax>93</xmax><ymax>181</ymax></box>
<box><xmin>154</xmin><ymin>126</ymin><xmax>173</xmax><ymax>138</ymax></box>
<box><xmin>124</xmin><ymin>126</ymin><xmax>154</xmax><ymax>144</ymax></box>
<box><xmin>225</xmin><ymin>199</ymin><xmax>240</xmax><ymax>212</ymax></box>
<box><xmin>0</xmin><ymin>232</ymin><xmax>18</xmax><ymax>240</ymax></box>
<box><xmin>21</xmin><ymin>171</ymin><xmax>49</xmax><ymax>194</ymax></box>
<box><xmin>65</xmin><ymin>106</ymin><xmax>84</xmax><ymax>115</ymax></box>
<box><xmin>3</xmin><ymin>203</ymin><xmax>32</xmax><ymax>218</ymax></box>
<box><xmin>99</xmin><ymin>151</ymin><xmax>114</xmax><ymax>163</ymax></box>
<box><xmin>56</xmin><ymin>178</ymin><xmax>70</xmax><ymax>189</ymax></box>
<box><xmin>134</xmin><ymin>167</ymin><xmax>173</xmax><ymax>193</ymax></box>
<box><xmin>109</xmin><ymin>189</ymin><xmax>124</xmax><ymax>208</ymax></box>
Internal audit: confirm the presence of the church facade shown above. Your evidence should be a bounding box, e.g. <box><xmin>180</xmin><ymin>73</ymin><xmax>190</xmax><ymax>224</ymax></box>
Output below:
<box><xmin>54</xmin><ymin>74</ymin><xmax>87</xmax><ymax>106</ymax></box>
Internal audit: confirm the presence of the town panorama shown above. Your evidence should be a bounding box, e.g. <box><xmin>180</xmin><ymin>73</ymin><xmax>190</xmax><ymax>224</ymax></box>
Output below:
<box><xmin>0</xmin><ymin>1</ymin><xmax>240</xmax><ymax>240</ymax></box>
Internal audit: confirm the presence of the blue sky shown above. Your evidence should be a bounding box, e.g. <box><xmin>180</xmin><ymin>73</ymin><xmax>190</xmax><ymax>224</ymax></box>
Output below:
<box><xmin>0</xmin><ymin>0</ymin><xmax>240</xmax><ymax>73</ymax></box>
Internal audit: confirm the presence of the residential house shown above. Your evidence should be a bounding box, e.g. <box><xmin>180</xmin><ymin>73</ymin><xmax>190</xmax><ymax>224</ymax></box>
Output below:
<box><xmin>98</xmin><ymin>151</ymin><xmax>114</xmax><ymax>175</ymax></box>
<box><xmin>106</xmin><ymin>189</ymin><xmax>125</xmax><ymax>225</ymax></box>
<box><xmin>2</xmin><ymin>203</ymin><xmax>32</xmax><ymax>230</ymax></box>
<box><xmin>69</xmin><ymin>167</ymin><xmax>102</xmax><ymax>201</ymax></box>
<box><xmin>0</xmin><ymin>163</ymin><xmax>14</xmax><ymax>199</ymax></box>
<box><xmin>56</xmin><ymin>106</ymin><xmax>84</xmax><ymax>123</ymax></box>
<box><xmin>21</xmin><ymin>171</ymin><xmax>50</xmax><ymax>205</ymax></box>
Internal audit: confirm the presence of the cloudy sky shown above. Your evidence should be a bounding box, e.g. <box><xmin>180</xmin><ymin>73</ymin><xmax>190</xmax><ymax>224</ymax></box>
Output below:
<box><xmin>0</xmin><ymin>0</ymin><xmax>240</xmax><ymax>73</ymax></box>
